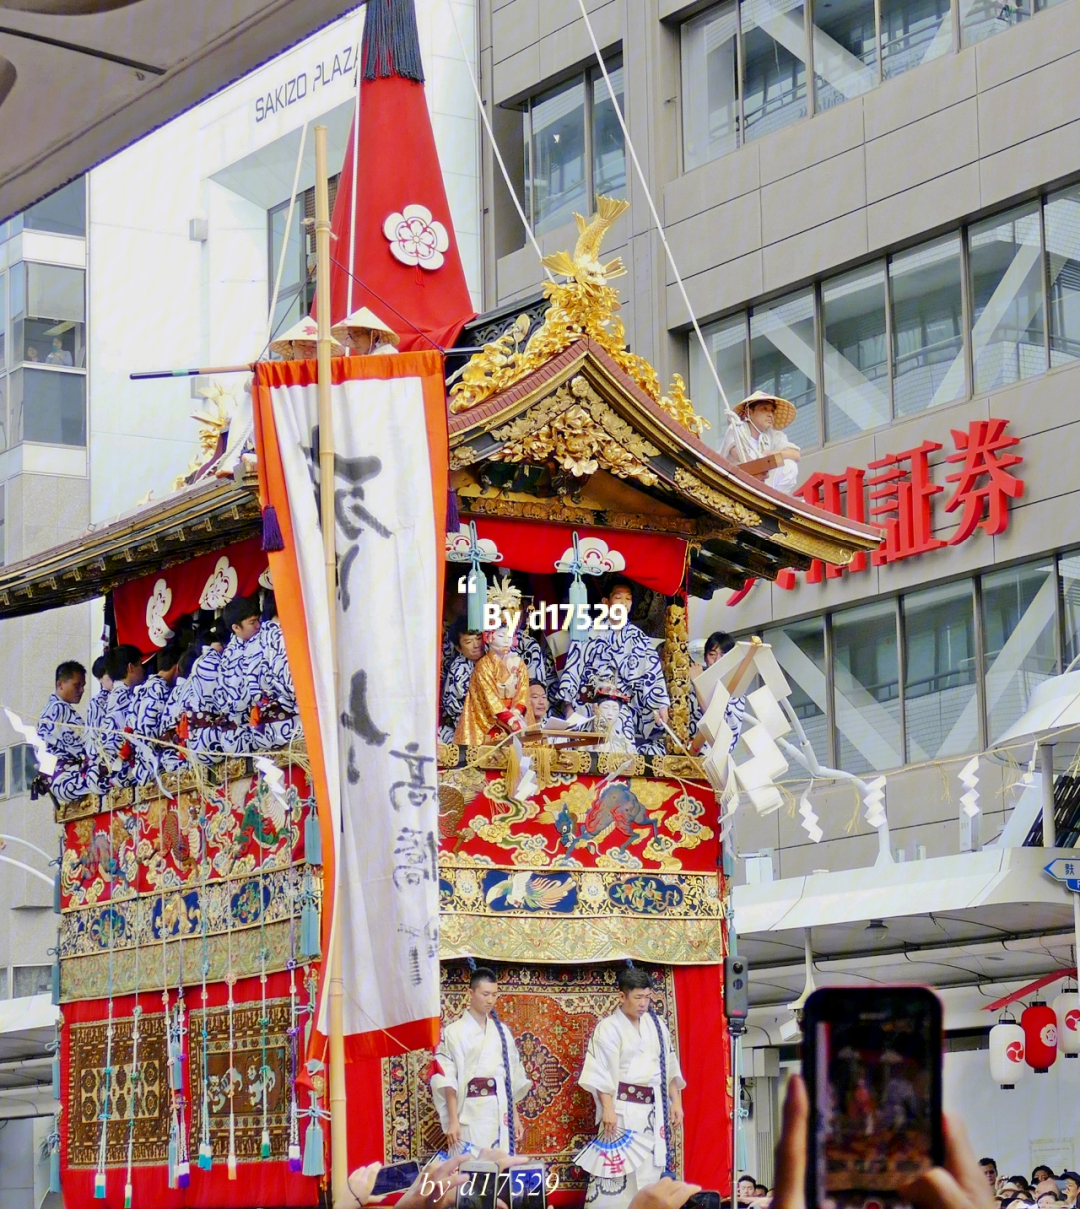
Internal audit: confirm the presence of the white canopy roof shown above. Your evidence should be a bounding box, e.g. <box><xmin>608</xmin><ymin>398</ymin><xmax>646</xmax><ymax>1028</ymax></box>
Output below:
<box><xmin>0</xmin><ymin>0</ymin><xmax>358</xmax><ymax>223</ymax></box>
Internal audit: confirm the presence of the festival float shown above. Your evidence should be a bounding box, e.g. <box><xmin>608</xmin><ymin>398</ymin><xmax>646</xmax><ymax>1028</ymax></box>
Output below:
<box><xmin>0</xmin><ymin>1</ymin><xmax>880</xmax><ymax>1204</ymax></box>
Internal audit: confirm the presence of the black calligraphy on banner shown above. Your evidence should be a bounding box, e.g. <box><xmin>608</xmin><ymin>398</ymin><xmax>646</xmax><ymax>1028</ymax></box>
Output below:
<box><xmin>304</xmin><ymin>425</ymin><xmax>392</xmax><ymax>611</ymax></box>
<box><xmin>392</xmin><ymin>826</ymin><xmax>438</xmax><ymax>891</ymax></box>
<box><xmin>389</xmin><ymin>743</ymin><xmax>437</xmax><ymax>811</ymax></box>
<box><xmin>398</xmin><ymin>918</ymin><xmax>439</xmax><ymax>988</ymax></box>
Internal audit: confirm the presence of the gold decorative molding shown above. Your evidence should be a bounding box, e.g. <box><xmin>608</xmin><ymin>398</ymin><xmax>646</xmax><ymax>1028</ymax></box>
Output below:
<box><xmin>462</xmin><ymin>494</ymin><xmax>699</xmax><ymax>536</ymax></box>
<box><xmin>449</xmin><ymin>444</ymin><xmax>479</xmax><ymax>471</ymax></box>
<box><xmin>449</xmin><ymin>197</ymin><xmax>708</xmax><ymax>438</ymax></box>
<box><xmin>664</xmin><ymin>601</ymin><xmax>691</xmax><ymax>754</ymax></box>
<box><xmin>775</xmin><ymin>522</ymin><xmax>856</xmax><ymax>565</ymax></box>
<box><xmin>490</xmin><ymin>376</ymin><xmax>661</xmax><ymax>487</ymax></box>
<box><xmin>673</xmin><ymin>468</ymin><xmax>762</xmax><ymax>528</ymax></box>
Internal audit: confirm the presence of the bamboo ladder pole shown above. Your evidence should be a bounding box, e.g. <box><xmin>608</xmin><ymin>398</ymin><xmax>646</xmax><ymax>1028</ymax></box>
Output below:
<box><xmin>313</xmin><ymin>123</ymin><xmax>349</xmax><ymax>1208</ymax></box>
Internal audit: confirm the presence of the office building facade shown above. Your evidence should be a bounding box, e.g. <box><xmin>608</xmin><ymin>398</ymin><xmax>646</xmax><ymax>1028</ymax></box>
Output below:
<box><xmin>479</xmin><ymin>0</ymin><xmax>1080</xmax><ymax>1180</ymax></box>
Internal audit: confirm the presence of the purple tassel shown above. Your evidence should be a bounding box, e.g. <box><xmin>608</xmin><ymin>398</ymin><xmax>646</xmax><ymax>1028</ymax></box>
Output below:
<box><xmin>446</xmin><ymin>488</ymin><xmax>460</xmax><ymax>534</ymax></box>
<box><xmin>261</xmin><ymin>505</ymin><xmax>285</xmax><ymax>552</ymax></box>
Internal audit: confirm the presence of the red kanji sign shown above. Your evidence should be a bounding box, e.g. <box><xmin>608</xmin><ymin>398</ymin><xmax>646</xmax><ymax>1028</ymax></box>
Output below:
<box><xmin>726</xmin><ymin>418</ymin><xmax>1024</xmax><ymax>606</ymax></box>
<box><xmin>943</xmin><ymin>418</ymin><xmax>1023</xmax><ymax>543</ymax></box>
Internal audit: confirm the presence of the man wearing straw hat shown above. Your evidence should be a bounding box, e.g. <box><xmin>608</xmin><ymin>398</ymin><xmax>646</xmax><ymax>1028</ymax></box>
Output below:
<box><xmin>331</xmin><ymin>306</ymin><xmax>400</xmax><ymax>356</ymax></box>
<box><xmin>718</xmin><ymin>391</ymin><xmax>801</xmax><ymax>493</ymax></box>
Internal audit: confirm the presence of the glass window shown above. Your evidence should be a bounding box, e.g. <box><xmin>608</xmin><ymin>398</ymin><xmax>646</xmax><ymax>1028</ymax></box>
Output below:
<box><xmin>969</xmin><ymin>203</ymin><xmax>1045</xmax><ymax>392</ymax></box>
<box><xmin>268</xmin><ymin>196</ymin><xmax>305</xmax><ymax>339</ymax></box>
<box><xmin>741</xmin><ymin>0</ymin><xmax>808</xmax><ymax>142</ymax></box>
<box><xmin>959</xmin><ymin>0</ymin><xmax>1031</xmax><ymax>46</ymax></box>
<box><xmin>1060</xmin><ymin>552</ymin><xmax>1080</xmax><ymax>668</ymax></box>
<box><xmin>682</xmin><ymin>2</ymin><xmax>741</xmax><ymax>170</ymax></box>
<box><xmin>764</xmin><ymin>617</ymin><xmax>830</xmax><ymax>765</ymax></box>
<box><xmin>12</xmin><ymin>965</ymin><xmax>51</xmax><ymax>998</ymax></box>
<box><xmin>529</xmin><ymin>78</ymin><xmax>587</xmax><ymax>235</ymax></box>
<box><xmin>0</xmin><ymin>269</ymin><xmax>5</xmax><ymax>369</ymax></box>
<box><xmin>832</xmin><ymin>600</ymin><xmax>902</xmax><ymax>775</ymax></box>
<box><xmin>591</xmin><ymin>61</ymin><xmax>626</xmax><ymax>199</ymax></box>
<box><xmin>9</xmin><ymin>367</ymin><xmax>86</xmax><ymax>446</ymax></box>
<box><xmin>0</xmin><ymin>378</ymin><xmax>6</xmax><ymax>454</ymax></box>
<box><xmin>982</xmin><ymin>562</ymin><xmax>1057</xmax><ymax>743</ymax></box>
<box><xmin>822</xmin><ymin>261</ymin><xmax>889</xmax><ymax>440</ymax></box>
<box><xmin>12</xmin><ymin>262</ymin><xmax>85</xmax><ymax>367</ymax></box>
<box><xmin>0</xmin><ymin>485</ymin><xmax>4</xmax><ymax>566</ymax></box>
<box><xmin>880</xmin><ymin>0</ymin><xmax>952</xmax><ymax>77</ymax></box>
<box><xmin>10</xmin><ymin>744</ymin><xmax>37</xmax><ymax>794</ymax></box>
<box><xmin>890</xmin><ymin>233</ymin><xmax>965</xmax><ymax>417</ymax></box>
<box><xmin>812</xmin><ymin>0</ymin><xmax>878</xmax><ymax>112</ymax></box>
<box><xmin>0</xmin><ymin>967</ymin><xmax>7</xmax><ymax>1000</ymax></box>
<box><xmin>903</xmin><ymin>580</ymin><xmax>978</xmax><ymax>761</ymax></box>
<box><xmin>1045</xmin><ymin>185</ymin><xmax>1080</xmax><ymax>368</ymax></box>
<box><xmin>750</xmin><ymin>288</ymin><xmax>819</xmax><ymax>449</ymax></box>
<box><xmin>21</xmin><ymin>177</ymin><xmax>85</xmax><ymax>238</ymax></box>
<box><xmin>691</xmin><ymin>313</ymin><xmax>747</xmax><ymax>446</ymax></box>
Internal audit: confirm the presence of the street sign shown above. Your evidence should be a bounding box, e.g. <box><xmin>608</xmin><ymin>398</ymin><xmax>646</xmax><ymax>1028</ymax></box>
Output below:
<box><xmin>1044</xmin><ymin>859</ymin><xmax>1080</xmax><ymax>892</ymax></box>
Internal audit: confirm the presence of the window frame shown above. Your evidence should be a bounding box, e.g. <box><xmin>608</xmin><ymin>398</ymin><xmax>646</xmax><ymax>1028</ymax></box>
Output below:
<box><xmin>692</xmin><ymin>182</ymin><xmax>1078</xmax><ymax>452</ymax></box>
<box><xmin>738</xmin><ymin>547</ymin><xmax>1080</xmax><ymax>774</ymax></box>
<box><xmin>521</xmin><ymin>56</ymin><xmax>625</xmax><ymax>236</ymax></box>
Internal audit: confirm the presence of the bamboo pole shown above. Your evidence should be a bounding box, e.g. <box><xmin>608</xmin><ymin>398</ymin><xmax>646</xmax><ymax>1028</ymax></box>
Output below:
<box><xmin>314</xmin><ymin>123</ymin><xmax>349</xmax><ymax>1209</ymax></box>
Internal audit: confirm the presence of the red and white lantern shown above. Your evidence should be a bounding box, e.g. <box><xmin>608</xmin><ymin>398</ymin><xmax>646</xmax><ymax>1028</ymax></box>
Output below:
<box><xmin>1052</xmin><ymin>989</ymin><xmax>1080</xmax><ymax>1058</ymax></box>
<box><xmin>989</xmin><ymin>1014</ymin><xmax>1026</xmax><ymax>1089</ymax></box>
<box><xmin>1021</xmin><ymin>1000</ymin><xmax>1058</xmax><ymax>1073</ymax></box>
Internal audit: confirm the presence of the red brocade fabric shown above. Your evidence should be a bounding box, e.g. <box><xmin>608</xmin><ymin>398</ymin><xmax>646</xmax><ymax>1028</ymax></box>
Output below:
<box><xmin>112</xmin><ymin>537</ymin><xmax>268</xmax><ymax>656</ymax></box>
<box><xmin>61</xmin><ymin>972</ymin><xmax>320</xmax><ymax>1207</ymax></box>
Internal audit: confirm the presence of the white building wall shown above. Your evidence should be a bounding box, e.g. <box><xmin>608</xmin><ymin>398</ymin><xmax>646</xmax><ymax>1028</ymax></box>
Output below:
<box><xmin>87</xmin><ymin>0</ymin><xmax>480</xmax><ymax>523</ymax></box>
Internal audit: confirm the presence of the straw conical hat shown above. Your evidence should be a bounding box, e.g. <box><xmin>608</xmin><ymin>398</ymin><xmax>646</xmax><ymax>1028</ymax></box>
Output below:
<box><xmin>268</xmin><ymin>317</ymin><xmax>344</xmax><ymax>357</ymax></box>
<box><xmin>734</xmin><ymin>390</ymin><xmax>797</xmax><ymax>429</ymax></box>
<box><xmin>330</xmin><ymin>307</ymin><xmax>400</xmax><ymax>346</ymax></box>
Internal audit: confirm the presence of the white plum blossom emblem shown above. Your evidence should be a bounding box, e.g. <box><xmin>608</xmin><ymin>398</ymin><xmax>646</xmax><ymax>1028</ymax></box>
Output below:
<box><xmin>145</xmin><ymin>579</ymin><xmax>174</xmax><ymax>648</ymax></box>
<box><xmin>383</xmin><ymin>204</ymin><xmax>449</xmax><ymax>271</ymax></box>
<box><xmin>199</xmin><ymin>556</ymin><xmax>238</xmax><ymax>610</ymax></box>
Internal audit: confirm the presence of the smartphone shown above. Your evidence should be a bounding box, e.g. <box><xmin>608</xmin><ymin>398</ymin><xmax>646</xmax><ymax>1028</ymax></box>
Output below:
<box><xmin>371</xmin><ymin>1161</ymin><xmax>422</xmax><ymax>1197</ymax></box>
<box><xmin>803</xmin><ymin>987</ymin><xmax>943</xmax><ymax>1209</ymax></box>
<box><xmin>686</xmin><ymin>1193</ymin><xmax>722</xmax><ymax>1209</ymax></box>
<box><xmin>457</xmin><ymin>1161</ymin><xmax>500</xmax><ymax>1209</ymax></box>
<box><xmin>503</xmin><ymin>1162</ymin><xmax>547</xmax><ymax>1209</ymax></box>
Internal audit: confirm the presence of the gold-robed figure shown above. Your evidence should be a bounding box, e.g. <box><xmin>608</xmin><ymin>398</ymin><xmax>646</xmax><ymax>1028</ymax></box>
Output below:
<box><xmin>453</xmin><ymin>578</ymin><xmax>531</xmax><ymax>747</ymax></box>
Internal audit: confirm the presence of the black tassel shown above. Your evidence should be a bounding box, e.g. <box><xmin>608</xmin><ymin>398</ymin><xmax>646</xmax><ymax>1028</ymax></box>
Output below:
<box><xmin>447</xmin><ymin>488</ymin><xmax>460</xmax><ymax>533</ymax></box>
<box><xmin>261</xmin><ymin>505</ymin><xmax>285</xmax><ymax>552</ymax></box>
<box><xmin>362</xmin><ymin>0</ymin><xmax>425</xmax><ymax>82</ymax></box>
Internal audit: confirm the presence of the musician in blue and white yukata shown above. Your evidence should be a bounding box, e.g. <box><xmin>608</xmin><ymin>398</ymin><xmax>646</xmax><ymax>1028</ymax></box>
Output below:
<box><xmin>440</xmin><ymin>626</ymin><xmax>484</xmax><ymax>743</ymax></box>
<box><xmin>248</xmin><ymin>592</ymin><xmax>299</xmax><ymax>750</ymax></box>
<box><xmin>100</xmin><ymin>643</ymin><xmax>146</xmax><ymax>787</ymax></box>
<box><xmin>126</xmin><ymin>641</ymin><xmax>183</xmax><ymax>782</ymax></box>
<box><xmin>689</xmin><ymin>631</ymin><xmax>747</xmax><ymax>755</ymax></box>
<box><xmin>558</xmin><ymin>578</ymin><xmax>670</xmax><ymax>756</ymax></box>
<box><xmin>213</xmin><ymin>594</ymin><xmax>263</xmax><ymax>753</ymax></box>
<box><xmin>577</xmin><ymin>967</ymin><xmax>685</xmax><ymax>1209</ymax></box>
<box><xmin>432</xmin><ymin>967</ymin><xmax>531</xmax><ymax>1153</ymax></box>
<box><xmin>38</xmin><ymin>661</ymin><xmax>99</xmax><ymax>802</ymax></box>
<box><xmin>85</xmin><ymin>655</ymin><xmax>112</xmax><ymax>740</ymax></box>
<box><xmin>170</xmin><ymin>623</ymin><xmax>245</xmax><ymax>760</ymax></box>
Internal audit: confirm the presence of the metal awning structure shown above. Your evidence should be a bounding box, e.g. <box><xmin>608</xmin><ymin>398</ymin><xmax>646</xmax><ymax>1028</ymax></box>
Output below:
<box><xmin>0</xmin><ymin>474</ymin><xmax>260</xmax><ymax>617</ymax></box>
<box><xmin>733</xmin><ymin>848</ymin><xmax>1078</xmax><ymax>1009</ymax></box>
<box><xmin>0</xmin><ymin>0</ymin><xmax>359</xmax><ymax>223</ymax></box>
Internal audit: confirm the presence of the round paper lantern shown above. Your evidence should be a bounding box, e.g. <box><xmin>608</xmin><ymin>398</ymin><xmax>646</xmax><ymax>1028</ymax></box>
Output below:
<box><xmin>1052</xmin><ymin>989</ymin><xmax>1080</xmax><ymax>1058</ymax></box>
<box><xmin>1021</xmin><ymin>1000</ymin><xmax>1058</xmax><ymax>1072</ymax></box>
<box><xmin>989</xmin><ymin>1015</ymin><xmax>1026</xmax><ymax>1089</ymax></box>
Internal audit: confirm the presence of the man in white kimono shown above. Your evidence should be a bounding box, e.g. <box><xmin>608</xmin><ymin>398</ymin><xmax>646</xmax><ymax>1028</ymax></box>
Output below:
<box><xmin>432</xmin><ymin>967</ymin><xmax>531</xmax><ymax>1153</ymax></box>
<box><xmin>578</xmin><ymin>966</ymin><xmax>685</xmax><ymax>1209</ymax></box>
<box><xmin>718</xmin><ymin>392</ymin><xmax>801</xmax><ymax>494</ymax></box>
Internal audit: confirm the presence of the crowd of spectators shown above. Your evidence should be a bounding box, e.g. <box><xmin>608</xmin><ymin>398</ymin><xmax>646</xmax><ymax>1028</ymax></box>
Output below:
<box><xmin>980</xmin><ymin>1158</ymin><xmax>1080</xmax><ymax>1209</ymax></box>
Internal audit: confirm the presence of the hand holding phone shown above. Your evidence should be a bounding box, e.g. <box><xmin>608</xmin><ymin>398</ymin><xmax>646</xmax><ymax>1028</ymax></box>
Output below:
<box><xmin>803</xmin><ymin>988</ymin><xmax>943</xmax><ymax>1209</ymax></box>
<box><xmin>457</xmin><ymin>1161</ymin><xmax>500</xmax><ymax>1209</ymax></box>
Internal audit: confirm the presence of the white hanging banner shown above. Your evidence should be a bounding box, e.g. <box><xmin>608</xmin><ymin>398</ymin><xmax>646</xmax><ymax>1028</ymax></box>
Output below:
<box><xmin>254</xmin><ymin>353</ymin><xmax>447</xmax><ymax>1058</ymax></box>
